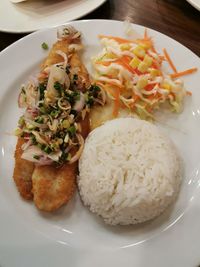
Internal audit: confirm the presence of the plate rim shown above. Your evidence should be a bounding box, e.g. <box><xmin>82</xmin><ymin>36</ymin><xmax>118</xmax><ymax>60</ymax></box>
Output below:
<box><xmin>0</xmin><ymin>19</ymin><xmax>200</xmax><ymax>266</ymax></box>
<box><xmin>1</xmin><ymin>19</ymin><xmax>199</xmax><ymax>59</ymax></box>
<box><xmin>0</xmin><ymin>0</ymin><xmax>107</xmax><ymax>34</ymax></box>
<box><xmin>186</xmin><ymin>0</ymin><xmax>200</xmax><ymax>11</ymax></box>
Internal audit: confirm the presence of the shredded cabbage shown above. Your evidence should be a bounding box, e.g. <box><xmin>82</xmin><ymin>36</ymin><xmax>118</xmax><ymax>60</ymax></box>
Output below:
<box><xmin>92</xmin><ymin>31</ymin><xmax>186</xmax><ymax>120</ymax></box>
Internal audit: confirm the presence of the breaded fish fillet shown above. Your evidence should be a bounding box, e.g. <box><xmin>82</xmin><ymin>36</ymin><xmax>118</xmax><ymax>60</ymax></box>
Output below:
<box><xmin>13</xmin><ymin>138</ymin><xmax>35</xmax><ymax>200</ymax></box>
<box><xmin>89</xmin><ymin>99</ymin><xmax>131</xmax><ymax>130</ymax></box>
<box><xmin>32</xmin><ymin>162</ymin><xmax>77</xmax><ymax>212</ymax></box>
<box><xmin>32</xmin><ymin>35</ymin><xmax>90</xmax><ymax>211</ymax></box>
<box><xmin>14</xmin><ymin>27</ymin><xmax>90</xmax><ymax>211</ymax></box>
<box><xmin>41</xmin><ymin>39</ymin><xmax>90</xmax><ymax>91</ymax></box>
<box><xmin>32</xmin><ymin>116</ymin><xmax>90</xmax><ymax>212</ymax></box>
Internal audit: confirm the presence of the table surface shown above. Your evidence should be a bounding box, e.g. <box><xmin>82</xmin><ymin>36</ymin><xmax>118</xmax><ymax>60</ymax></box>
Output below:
<box><xmin>0</xmin><ymin>0</ymin><xmax>200</xmax><ymax>56</ymax></box>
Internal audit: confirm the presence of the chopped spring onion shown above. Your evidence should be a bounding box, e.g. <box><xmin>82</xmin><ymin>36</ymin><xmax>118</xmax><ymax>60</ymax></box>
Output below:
<box><xmin>41</xmin><ymin>42</ymin><xmax>49</xmax><ymax>50</ymax></box>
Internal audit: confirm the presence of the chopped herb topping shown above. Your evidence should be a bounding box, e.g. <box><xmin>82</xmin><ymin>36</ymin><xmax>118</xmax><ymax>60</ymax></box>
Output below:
<box><xmin>16</xmin><ymin>53</ymin><xmax>104</xmax><ymax>166</ymax></box>
<box><xmin>68</xmin><ymin>125</ymin><xmax>76</xmax><ymax>137</ymax></box>
<box><xmin>41</xmin><ymin>42</ymin><xmax>49</xmax><ymax>50</ymax></box>
<box><xmin>73</xmin><ymin>74</ymin><xmax>78</xmax><ymax>80</ymax></box>
<box><xmin>54</xmin><ymin>81</ymin><xmax>64</xmax><ymax>96</ymax></box>
<box><xmin>38</xmin><ymin>83</ymin><xmax>46</xmax><ymax>100</ymax></box>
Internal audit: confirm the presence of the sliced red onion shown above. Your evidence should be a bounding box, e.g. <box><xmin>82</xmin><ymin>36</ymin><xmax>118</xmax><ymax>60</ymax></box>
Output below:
<box><xmin>35</xmin><ymin>157</ymin><xmax>54</xmax><ymax>166</ymax></box>
<box><xmin>47</xmin><ymin>151</ymin><xmax>62</xmax><ymax>162</ymax></box>
<box><xmin>27</xmin><ymin>107</ymin><xmax>39</xmax><ymax>117</ymax></box>
<box><xmin>24</xmin><ymin>118</ymin><xmax>47</xmax><ymax>129</ymax></box>
<box><xmin>73</xmin><ymin>93</ymin><xmax>85</xmax><ymax>112</ymax></box>
<box><xmin>47</xmin><ymin>119</ymin><xmax>59</xmax><ymax>132</ymax></box>
<box><xmin>21</xmin><ymin>145</ymin><xmax>53</xmax><ymax>165</ymax></box>
<box><xmin>46</xmin><ymin>65</ymin><xmax>68</xmax><ymax>104</ymax></box>
<box><xmin>68</xmin><ymin>134</ymin><xmax>84</xmax><ymax>164</ymax></box>
<box><xmin>18</xmin><ymin>90</ymin><xmax>27</xmax><ymax>108</ymax></box>
<box><xmin>56</xmin><ymin>50</ymin><xmax>68</xmax><ymax>68</ymax></box>
<box><xmin>32</xmin><ymin>131</ymin><xmax>48</xmax><ymax>145</ymax></box>
<box><xmin>21</xmin><ymin>139</ymin><xmax>32</xmax><ymax>150</ymax></box>
<box><xmin>57</xmin><ymin>26</ymin><xmax>81</xmax><ymax>41</ymax></box>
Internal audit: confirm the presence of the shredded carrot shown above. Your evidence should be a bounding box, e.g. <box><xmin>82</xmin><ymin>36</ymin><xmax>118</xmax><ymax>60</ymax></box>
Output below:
<box><xmin>132</xmin><ymin>94</ymin><xmax>139</xmax><ymax>102</ymax></box>
<box><xmin>38</xmin><ymin>72</ymin><xmax>48</xmax><ymax>79</ymax></box>
<box><xmin>147</xmin><ymin>94</ymin><xmax>155</xmax><ymax>100</ymax></box>
<box><xmin>95</xmin><ymin>61</ymin><xmax>113</xmax><ymax>66</ymax></box>
<box><xmin>159</xmin><ymin>55</ymin><xmax>165</xmax><ymax>61</ymax></box>
<box><xmin>97</xmin><ymin>77</ymin><xmax>124</xmax><ymax>89</ymax></box>
<box><xmin>167</xmin><ymin>92</ymin><xmax>175</xmax><ymax>101</ymax></box>
<box><xmin>151</xmin><ymin>45</ymin><xmax>157</xmax><ymax>54</ymax></box>
<box><xmin>163</xmin><ymin>48</ymin><xmax>177</xmax><ymax>73</ymax></box>
<box><xmin>96</xmin><ymin>56</ymin><xmax>133</xmax><ymax>71</ymax></box>
<box><xmin>94</xmin><ymin>32</ymin><xmax>195</xmax><ymax>119</ymax></box>
<box><xmin>116</xmin><ymin>59</ymin><xmax>134</xmax><ymax>74</ymax></box>
<box><xmin>129</xmin><ymin>94</ymin><xmax>139</xmax><ymax>109</ymax></box>
<box><xmin>147</xmin><ymin>92</ymin><xmax>162</xmax><ymax>100</ymax></box>
<box><xmin>98</xmin><ymin>35</ymin><xmax>136</xmax><ymax>44</ymax></box>
<box><xmin>115</xmin><ymin>56</ymin><xmax>139</xmax><ymax>75</ymax></box>
<box><xmin>112</xmin><ymin>87</ymin><xmax>120</xmax><ymax>117</ymax></box>
<box><xmin>137</xmin><ymin>37</ymin><xmax>157</xmax><ymax>54</ymax></box>
<box><xmin>119</xmin><ymin>101</ymin><xmax>126</xmax><ymax>109</ymax></box>
<box><xmin>99</xmin><ymin>33</ymin><xmax>159</xmax><ymax>56</ymax></box>
<box><xmin>186</xmin><ymin>90</ymin><xmax>192</xmax><ymax>96</ymax></box>
<box><xmin>136</xmin><ymin>39</ymin><xmax>151</xmax><ymax>47</ymax></box>
<box><xmin>109</xmin><ymin>80</ymin><xmax>124</xmax><ymax>89</ymax></box>
<box><xmin>144</xmin><ymin>83</ymin><xmax>157</xmax><ymax>91</ymax></box>
<box><xmin>151</xmin><ymin>62</ymin><xmax>159</xmax><ymax>70</ymax></box>
<box><xmin>170</xmin><ymin>68</ymin><xmax>197</xmax><ymax>79</ymax></box>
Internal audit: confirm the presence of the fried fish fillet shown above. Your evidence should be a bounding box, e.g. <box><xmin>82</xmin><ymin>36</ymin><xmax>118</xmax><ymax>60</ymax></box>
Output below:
<box><xmin>13</xmin><ymin>28</ymin><xmax>90</xmax><ymax>211</ymax></box>
<box><xmin>41</xmin><ymin>39</ymin><xmax>90</xmax><ymax>91</ymax></box>
<box><xmin>89</xmin><ymin>99</ymin><xmax>130</xmax><ymax>130</ymax></box>
<box><xmin>32</xmin><ymin>36</ymin><xmax>90</xmax><ymax>211</ymax></box>
<box><xmin>13</xmin><ymin>138</ymin><xmax>35</xmax><ymax>200</ymax></box>
<box><xmin>32</xmin><ymin>162</ymin><xmax>77</xmax><ymax>212</ymax></box>
<box><xmin>32</xmin><ymin>115</ymin><xmax>90</xmax><ymax>212</ymax></box>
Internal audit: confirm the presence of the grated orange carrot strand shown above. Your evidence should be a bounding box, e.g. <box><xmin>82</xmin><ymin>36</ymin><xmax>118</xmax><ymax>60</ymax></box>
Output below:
<box><xmin>115</xmin><ymin>56</ymin><xmax>137</xmax><ymax>75</ymax></box>
<box><xmin>112</xmin><ymin>87</ymin><xmax>120</xmax><ymax>117</ymax></box>
<box><xmin>163</xmin><ymin>48</ymin><xmax>177</xmax><ymax>73</ymax></box>
<box><xmin>95</xmin><ymin>61</ymin><xmax>113</xmax><ymax>66</ymax></box>
<box><xmin>170</xmin><ymin>68</ymin><xmax>197</xmax><ymax>79</ymax></box>
<box><xmin>151</xmin><ymin>45</ymin><xmax>157</xmax><ymax>53</ymax></box>
<box><xmin>98</xmin><ymin>35</ymin><xmax>136</xmax><ymax>44</ymax></box>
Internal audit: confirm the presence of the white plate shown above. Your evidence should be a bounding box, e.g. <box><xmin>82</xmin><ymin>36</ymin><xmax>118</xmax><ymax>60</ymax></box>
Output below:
<box><xmin>0</xmin><ymin>20</ymin><xmax>200</xmax><ymax>267</ymax></box>
<box><xmin>186</xmin><ymin>0</ymin><xmax>200</xmax><ymax>11</ymax></box>
<box><xmin>0</xmin><ymin>0</ymin><xmax>106</xmax><ymax>33</ymax></box>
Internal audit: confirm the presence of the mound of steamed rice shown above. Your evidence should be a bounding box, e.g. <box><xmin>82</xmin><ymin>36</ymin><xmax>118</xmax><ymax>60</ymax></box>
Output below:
<box><xmin>78</xmin><ymin>118</ymin><xmax>181</xmax><ymax>225</ymax></box>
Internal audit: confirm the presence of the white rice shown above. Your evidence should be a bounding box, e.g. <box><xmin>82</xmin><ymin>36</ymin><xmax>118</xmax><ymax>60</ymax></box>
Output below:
<box><xmin>78</xmin><ymin>118</ymin><xmax>181</xmax><ymax>225</ymax></box>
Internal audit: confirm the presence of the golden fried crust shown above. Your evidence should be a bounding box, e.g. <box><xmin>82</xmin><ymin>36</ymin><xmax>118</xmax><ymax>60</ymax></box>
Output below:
<box><xmin>14</xmin><ymin>35</ymin><xmax>90</xmax><ymax>211</ymax></box>
<box><xmin>32</xmin><ymin>162</ymin><xmax>77</xmax><ymax>212</ymax></box>
<box><xmin>69</xmin><ymin>53</ymin><xmax>91</xmax><ymax>90</ymax></box>
<box><xmin>41</xmin><ymin>40</ymin><xmax>70</xmax><ymax>69</ymax></box>
<box><xmin>32</xmin><ymin>115</ymin><xmax>90</xmax><ymax>212</ymax></box>
<box><xmin>80</xmin><ymin>114</ymin><xmax>90</xmax><ymax>139</ymax></box>
<box><xmin>13</xmin><ymin>138</ymin><xmax>35</xmax><ymax>200</ymax></box>
<box><xmin>41</xmin><ymin>40</ymin><xmax>90</xmax><ymax>90</ymax></box>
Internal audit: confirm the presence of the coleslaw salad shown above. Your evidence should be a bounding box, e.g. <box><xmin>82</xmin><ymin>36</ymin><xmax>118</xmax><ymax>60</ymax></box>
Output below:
<box><xmin>92</xmin><ymin>29</ymin><xmax>197</xmax><ymax>120</ymax></box>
